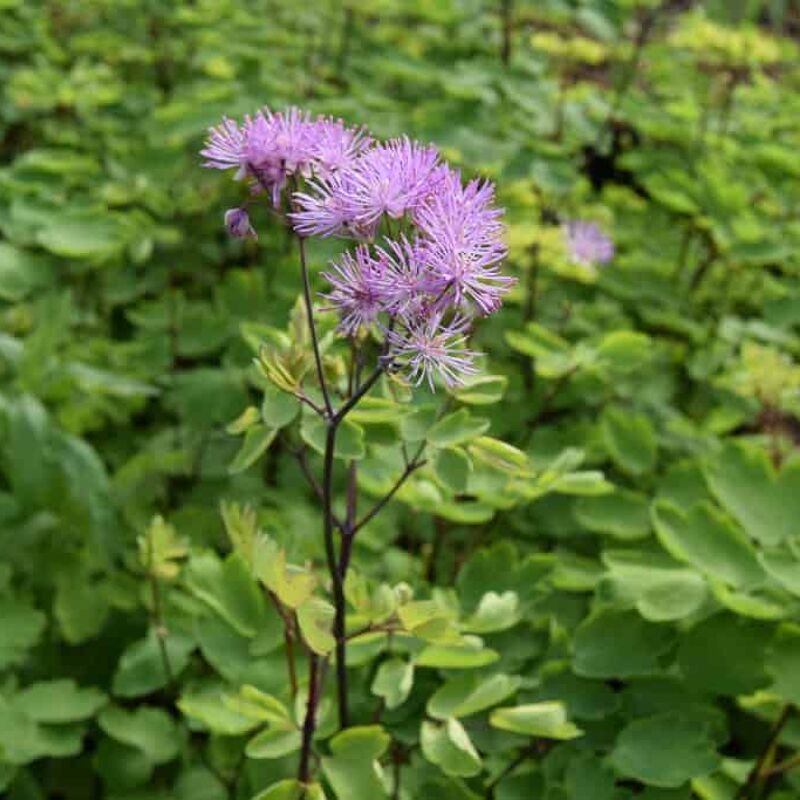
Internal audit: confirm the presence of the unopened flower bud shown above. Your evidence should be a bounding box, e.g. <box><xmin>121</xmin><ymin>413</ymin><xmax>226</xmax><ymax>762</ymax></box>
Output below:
<box><xmin>224</xmin><ymin>207</ymin><xmax>257</xmax><ymax>239</ymax></box>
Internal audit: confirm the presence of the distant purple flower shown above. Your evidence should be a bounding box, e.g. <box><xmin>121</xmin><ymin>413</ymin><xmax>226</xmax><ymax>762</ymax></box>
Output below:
<box><xmin>387</xmin><ymin>314</ymin><xmax>478</xmax><ymax>390</ymax></box>
<box><xmin>565</xmin><ymin>220</ymin><xmax>614</xmax><ymax>266</ymax></box>
<box><xmin>321</xmin><ymin>246</ymin><xmax>392</xmax><ymax>336</ymax></box>
<box><xmin>224</xmin><ymin>207</ymin><xmax>257</xmax><ymax>239</ymax></box>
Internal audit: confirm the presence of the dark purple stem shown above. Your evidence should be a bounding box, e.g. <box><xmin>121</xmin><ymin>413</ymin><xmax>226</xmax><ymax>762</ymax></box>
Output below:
<box><xmin>297</xmin><ymin>653</ymin><xmax>321</xmax><ymax>783</ymax></box>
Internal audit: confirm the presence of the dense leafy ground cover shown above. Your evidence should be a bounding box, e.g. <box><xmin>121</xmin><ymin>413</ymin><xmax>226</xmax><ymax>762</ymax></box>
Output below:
<box><xmin>2</xmin><ymin>1</ymin><xmax>800</xmax><ymax>798</ymax></box>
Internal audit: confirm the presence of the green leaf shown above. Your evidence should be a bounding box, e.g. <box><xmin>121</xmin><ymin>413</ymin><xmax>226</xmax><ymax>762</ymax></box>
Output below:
<box><xmin>573</xmin><ymin>610</ymin><xmax>675</xmax><ymax>678</ymax></box>
<box><xmin>0</xmin><ymin>243</ymin><xmax>53</xmax><ymax>301</ymax></box>
<box><xmin>610</xmin><ymin>712</ymin><xmax>720</xmax><ymax>788</ymax></box>
<box><xmin>321</xmin><ymin>726</ymin><xmax>390</xmax><ymax>799</ymax></box>
<box><xmin>397</xmin><ymin>600</ymin><xmax>457</xmax><ymax>642</ymax></box>
<box><xmin>301</xmin><ymin>413</ymin><xmax>365</xmax><ymax>460</ymax></box>
<box><xmin>184</xmin><ymin>551</ymin><xmax>266</xmax><ymax>637</ymax></box>
<box><xmin>536</xmin><ymin>669</ymin><xmax>620</xmax><ymax>721</ymax></box>
<box><xmin>400</xmin><ymin>407</ymin><xmax>437</xmax><ymax>442</ymax></box>
<box><xmin>347</xmin><ymin>396</ymin><xmax>403</xmax><ymax>424</ymax></box>
<box><xmin>112</xmin><ymin>629</ymin><xmax>194</xmax><ymax>697</ymax></box>
<box><xmin>489</xmin><ymin>702</ymin><xmax>582</xmax><ymax>739</ymax></box>
<box><xmin>765</xmin><ymin>624</ymin><xmax>800</xmax><ymax>704</ymax></box>
<box><xmin>600</xmin><ymin>550</ymin><xmax>708</xmax><ymax>622</ymax></box>
<box><xmin>759</xmin><ymin>547</ymin><xmax>800</xmax><ymax>598</ymax></box>
<box><xmin>371</xmin><ymin>658</ymin><xmax>414</xmax><ymax>711</ymax></box>
<box><xmin>428</xmin><ymin>410</ymin><xmax>490</xmax><ymax>448</ymax></box>
<box><xmin>453</xmin><ymin>375</ymin><xmax>508</xmax><ymax>405</ymax></box>
<box><xmin>11</xmin><ymin>680</ymin><xmax>106</xmax><ymax>723</ymax></box>
<box><xmin>434</xmin><ymin>448</ymin><xmax>472</xmax><ymax>493</ymax></box>
<box><xmin>261</xmin><ymin>385</ymin><xmax>300</xmax><ymax>429</ymax></box>
<box><xmin>223</xmin><ymin>685</ymin><xmax>292</xmax><ymax>724</ymax></box>
<box><xmin>178</xmin><ymin>688</ymin><xmax>258</xmax><ymax>736</ymax></box>
<box><xmin>0</xmin><ymin>700</ymin><xmax>84</xmax><ymax>764</ymax></box>
<box><xmin>228</xmin><ymin>424</ymin><xmax>277</xmax><ymax>474</ymax></box>
<box><xmin>252</xmin><ymin>780</ymin><xmax>326</xmax><ymax>800</ymax></box>
<box><xmin>421</xmin><ymin>719</ymin><xmax>482</xmax><ymax>778</ymax></box>
<box><xmin>704</xmin><ymin>441</ymin><xmax>800</xmax><ymax>546</ymax></box>
<box><xmin>54</xmin><ymin>578</ymin><xmax>109</xmax><ymax>644</ymax></box>
<box><xmin>246</xmin><ymin>727</ymin><xmax>302</xmax><ymax>759</ymax></box>
<box><xmin>98</xmin><ymin>706</ymin><xmax>180</xmax><ymax>764</ymax></box>
<box><xmin>297</xmin><ymin>598</ymin><xmax>336</xmax><ymax>655</ymax></box>
<box><xmin>461</xmin><ymin>591</ymin><xmax>520</xmax><ymax>633</ymax></box>
<box><xmin>456</xmin><ymin>542</ymin><xmax>551</xmax><ymax>613</ymax></box>
<box><xmin>0</xmin><ymin>600</ymin><xmax>46</xmax><ymax>669</ymax></box>
<box><xmin>600</xmin><ymin>406</ymin><xmax>657</xmax><ymax>475</ymax></box>
<box><xmin>574</xmin><ymin>489</ymin><xmax>651</xmax><ymax>540</ymax></box>
<box><xmin>711</xmin><ymin>581</ymin><xmax>788</xmax><ymax>620</ymax></box>
<box><xmin>36</xmin><ymin>213</ymin><xmax>125</xmax><ymax>260</ymax></box>
<box><xmin>565</xmin><ymin>752</ymin><xmax>616</xmax><ymax>800</ymax></box>
<box><xmin>505</xmin><ymin>323</ymin><xmax>573</xmax><ymax>377</ymax></box>
<box><xmin>596</xmin><ymin>331</ymin><xmax>653</xmax><ymax>375</ymax></box>
<box><xmin>93</xmin><ymin>737</ymin><xmax>153</xmax><ymax>791</ymax></box>
<box><xmin>428</xmin><ymin>673</ymin><xmax>520</xmax><ymax>720</ymax></box>
<box><xmin>652</xmin><ymin>501</ymin><xmax>765</xmax><ymax>589</ymax></box>
<box><xmin>416</xmin><ymin>639</ymin><xmax>499</xmax><ymax>669</ymax></box>
<box><xmin>226</xmin><ymin>406</ymin><xmax>260</xmax><ymax>435</ymax></box>
<box><xmin>678</xmin><ymin>613</ymin><xmax>772</xmax><ymax>696</ymax></box>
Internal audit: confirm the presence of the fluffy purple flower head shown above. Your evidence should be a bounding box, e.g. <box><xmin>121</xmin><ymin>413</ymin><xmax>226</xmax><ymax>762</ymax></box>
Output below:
<box><xmin>565</xmin><ymin>220</ymin><xmax>614</xmax><ymax>266</ymax></box>
<box><xmin>373</xmin><ymin>237</ymin><xmax>431</xmax><ymax>318</ymax></box>
<box><xmin>416</xmin><ymin>170</ymin><xmax>513</xmax><ymax>315</ymax></box>
<box><xmin>201</xmin><ymin>107</ymin><xmax>368</xmax><ymax>207</ymax></box>
<box><xmin>311</xmin><ymin>119</ymin><xmax>371</xmax><ymax>180</ymax></box>
<box><xmin>387</xmin><ymin>314</ymin><xmax>478</xmax><ymax>390</ymax></box>
<box><xmin>291</xmin><ymin>137</ymin><xmax>443</xmax><ymax>240</ymax></box>
<box><xmin>243</xmin><ymin>108</ymin><xmax>316</xmax><ymax>205</ymax></box>
<box><xmin>321</xmin><ymin>246</ymin><xmax>392</xmax><ymax>336</ymax></box>
<box><xmin>224</xmin><ymin>207</ymin><xmax>257</xmax><ymax>239</ymax></box>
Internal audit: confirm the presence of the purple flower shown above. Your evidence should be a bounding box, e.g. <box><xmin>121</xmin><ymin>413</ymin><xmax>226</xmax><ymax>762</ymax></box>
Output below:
<box><xmin>416</xmin><ymin>171</ymin><xmax>512</xmax><ymax>315</ymax></box>
<box><xmin>321</xmin><ymin>246</ymin><xmax>392</xmax><ymax>336</ymax></box>
<box><xmin>244</xmin><ymin>107</ymin><xmax>315</xmax><ymax>206</ymax></box>
<box><xmin>310</xmin><ymin>119</ymin><xmax>371</xmax><ymax>179</ymax></box>
<box><xmin>224</xmin><ymin>207</ymin><xmax>257</xmax><ymax>239</ymax></box>
<box><xmin>565</xmin><ymin>220</ymin><xmax>614</xmax><ymax>266</ymax></box>
<box><xmin>373</xmin><ymin>237</ymin><xmax>430</xmax><ymax>317</ymax></box>
<box><xmin>387</xmin><ymin>314</ymin><xmax>478</xmax><ymax>390</ymax></box>
<box><xmin>292</xmin><ymin>176</ymin><xmax>363</xmax><ymax>239</ymax></box>
<box><xmin>291</xmin><ymin>137</ymin><xmax>443</xmax><ymax>239</ymax></box>
<box><xmin>203</xmin><ymin>107</ymin><xmax>516</xmax><ymax>391</ymax></box>
<box><xmin>202</xmin><ymin>107</ymin><xmax>369</xmax><ymax>208</ymax></box>
<box><xmin>201</xmin><ymin>117</ymin><xmax>247</xmax><ymax>178</ymax></box>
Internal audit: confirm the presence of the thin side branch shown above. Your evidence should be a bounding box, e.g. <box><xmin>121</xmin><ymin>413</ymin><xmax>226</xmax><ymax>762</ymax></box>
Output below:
<box><xmin>351</xmin><ymin>442</ymin><xmax>427</xmax><ymax>538</ymax></box>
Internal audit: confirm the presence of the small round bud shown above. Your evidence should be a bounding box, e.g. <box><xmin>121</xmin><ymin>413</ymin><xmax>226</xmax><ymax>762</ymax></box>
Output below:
<box><xmin>224</xmin><ymin>207</ymin><xmax>257</xmax><ymax>240</ymax></box>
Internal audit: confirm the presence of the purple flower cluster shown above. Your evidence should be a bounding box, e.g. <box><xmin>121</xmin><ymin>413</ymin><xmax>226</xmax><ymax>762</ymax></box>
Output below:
<box><xmin>202</xmin><ymin>106</ymin><xmax>514</xmax><ymax>390</ymax></box>
<box><xmin>202</xmin><ymin>108</ymin><xmax>369</xmax><ymax>207</ymax></box>
<box><xmin>565</xmin><ymin>220</ymin><xmax>614</xmax><ymax>267</ymax></box>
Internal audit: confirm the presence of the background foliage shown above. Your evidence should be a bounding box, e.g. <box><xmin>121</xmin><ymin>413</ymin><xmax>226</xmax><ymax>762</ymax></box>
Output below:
<box><xmin>2</xmin><ymin>0</ymin><xmax>800</xmax><ymax>798</ymax></box>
